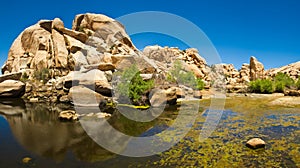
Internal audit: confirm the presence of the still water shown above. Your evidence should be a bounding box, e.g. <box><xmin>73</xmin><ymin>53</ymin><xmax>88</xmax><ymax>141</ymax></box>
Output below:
<box><xmin>0</xmin><ymin>97</ymin><xmax>299</xmax><ymax>167</ymax></box>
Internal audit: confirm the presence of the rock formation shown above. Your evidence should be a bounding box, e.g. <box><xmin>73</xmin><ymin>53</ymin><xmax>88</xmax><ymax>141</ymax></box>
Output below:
<box><xmin>1</xmin><ymin>12</ymin><xmax>300</xmax><ymax>104</ymax></box>
<box><xmin>1</xmin><ymin>13</ymin><xmax>160</xmax><ymax>103</ymax></box>
<box><xmin>250</xmin><ymin>56</ymin><xmax>265</xmax><ymax>81</ymax></box>
<box><xmin>266</xmin><ymin>61</ymin><xmax>300</xmax><ymax>80</ymax></box>
<box><xmin>0</xmin><ymin>80</ymin><xmax>25</xmax><ymax>97</ymax></box>
<box><xmin>239</xmin><ymin>63</ymin><xmax>250</xmax><ymax>83</ymax></box>
<box><xmin>143</xmin><ymin>46</ymin><xmax>209</xmax><ymax>79</ymax></box>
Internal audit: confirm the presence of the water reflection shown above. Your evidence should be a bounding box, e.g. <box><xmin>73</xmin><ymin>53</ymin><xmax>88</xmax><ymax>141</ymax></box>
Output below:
<box><xmin>1</xmin><ymin>99</ymin><xmax>117</xmax><ymax>163</ymax></box>
<box><xmin>0</xmin><ymin>99</ymin><xmax>176</xmax><ymax>166</ymax></box>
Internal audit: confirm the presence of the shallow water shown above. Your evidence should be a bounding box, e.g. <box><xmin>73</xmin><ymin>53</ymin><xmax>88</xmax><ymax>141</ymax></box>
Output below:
<box><xmin>0</xmin><ymin>97</ymin><xmax>299</xmax><ymax>167</ymax></box>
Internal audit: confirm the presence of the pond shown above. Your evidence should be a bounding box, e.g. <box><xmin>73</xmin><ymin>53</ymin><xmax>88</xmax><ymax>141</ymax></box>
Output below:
<box><xmin>0</xmin><ymin>96</ymin><xmax>299</xmax><ymax>167</ymax></box>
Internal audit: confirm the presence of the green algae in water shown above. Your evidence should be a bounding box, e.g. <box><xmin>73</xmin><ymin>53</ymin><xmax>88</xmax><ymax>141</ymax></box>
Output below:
<box><xmin>141</xmin><ymin>97</ymin><xmax>300</xmax><ymax>167</ymax></box>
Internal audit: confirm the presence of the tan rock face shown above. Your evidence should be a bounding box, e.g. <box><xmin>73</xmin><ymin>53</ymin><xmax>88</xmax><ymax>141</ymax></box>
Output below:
<box><xmin>150</xmin><ymin>88</ymin><xmax>177</xmax><ymax>107</ymax></box>
<box><xmin>239</xmin><ymin>63</ymin><xmax>250</xmax><ymax>83</ymax></box>
<box><xmin>266</xmin><ymin>61</ymin><xmax>300</xmax><ymax>80</ymax></box>
<box><xmin>143</xmin><ymin>46</ymin><xmax>209</xmax><ymax>79</ymax></box>
<box><xmin>68</xmin><ymin>85</ymin><xmax>106</xmax><ymax>107</ymax></box>
<box><xmin>0</xmin><ymin>72</ymin><xmax>22</xmax><ymax>83</ymax></box>
<box><xmin>250</xmin><ymin>56</ymin><xmax>264</xmax><ymax>81</ymax></box>
<box><xmin>0</xmin><ymin>80</ymin><xmax>25</xmax><ymax>98</ymax></box>
<box><xmin>2</xmin><ymin>13</ymin><xmax>150</xmax><ymax>79</ymax></box>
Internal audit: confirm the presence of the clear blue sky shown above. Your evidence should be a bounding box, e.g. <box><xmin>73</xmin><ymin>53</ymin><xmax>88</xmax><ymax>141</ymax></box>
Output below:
<box><xmin>0</xmin><ymin>0</ymin><xmax>299</xmax><ymax>70</ymax></box>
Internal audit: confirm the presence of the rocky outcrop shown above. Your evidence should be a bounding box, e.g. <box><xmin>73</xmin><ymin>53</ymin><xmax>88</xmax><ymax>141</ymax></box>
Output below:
<box><xmin>284</xmin><ymin>90</ymin><xmax>300</xmax><ymax>97</ymax></box>
<box><xmin>239</xmin><ymin>63</ymin><xmax>250</xmax><ymax>83</ymax></box>
<box><xmin>143</xmin><ymin>46</ymin><xmax>208</xmax><ymax>78</ymax></box>
<box><xmin>150</xmin><ymin>87</ymin><xmax>177</xmax><ymax>107</ymax></box>
<box><xmin>2</xmin><ymin>13</ymin><xmax>154</xmax><ymax>77</ymax></box>
<box><xmin>3</xmin><ymin>12</ymin><xmax>300</xmax><ymax>104</ymax></box>
<box><xmin>0</xmin><ymin>72</ymin><xmax>22</xmax><ymax>83</ymax></box>
<box><xmin>1</xmin><ymin>13</ymin><xmax>160</xmax><ymax>103</ymax></box>
<box><xmin>0</xmin><ymin>80</ymin><xmax>25</xmax><ymax>98</ymax></box>
<box><xmin>250</xmin><ymin>56</ymin><xmax>265</xmax><ymax>81</ymax></box>
<box><xmin>68</xmin><ymin>85</ymin><xmax>107</xmax><ymax>107</ymax></box>
<box><xmin>266</xmin><ymin>61</ymin><xmax>300</xmax><ymax>80</ymax></box>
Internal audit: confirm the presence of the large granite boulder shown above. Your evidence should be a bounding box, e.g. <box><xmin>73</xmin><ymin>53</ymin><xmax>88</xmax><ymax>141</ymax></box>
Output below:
<box><xmin>150</xmin><ymin>87</ymin><xmax>177</xmax><ymax>107</ymax></box>
<box><xmin>1</xmin><ymin>13</ymin><xmax>146</xmax><ymax>78</ymax></box>
<box><xmin>0</xmin><ymin>80</ymin><xmax>25</xmax><ymax>98</ymax></box>
<box><xmin>72</xmin><ymin>13</ymin><xmax>137</xmax><ymax>54</ymax></box>
<box><xmin>0</xmin><ymin>72</ymin><xmax>22</xmax><ymax>83</ymax></box>
<box><xmin>239</xmin><ymin>63</ymin><xmax>250</xmax><ymax>83</ymax></box>
<box><xmin>68</xmin><ymin>85</ymin><xmax>107</xmax><ymax>107</ymax></box>
<box><xmin>250</xmin><ymin>56</ymin><xmax>265</xmax><ymax>81</ymax></box>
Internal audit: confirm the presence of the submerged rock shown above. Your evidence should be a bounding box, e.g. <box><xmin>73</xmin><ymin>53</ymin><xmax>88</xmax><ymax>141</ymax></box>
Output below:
<box><xmin>22</xmin><ymin>157</ymin><xmax>32</xmax><ymax>164</ymax></box>
<box><xmin>59</xmin><ymin>110</ymin><xmax>78</xmax><ymax>121</ymax></box>
<box><xmin>246</xmin><ymin>138</ymin><xmax>266</xmax><ymax>149</ymax></box>
<box><xmin>29</xmin><ymin>98</ymin><xmax>39</xmax><ymax>103</ymax></box>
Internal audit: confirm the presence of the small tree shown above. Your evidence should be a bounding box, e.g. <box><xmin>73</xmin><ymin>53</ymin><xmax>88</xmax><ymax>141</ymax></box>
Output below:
<box><xmin>167</xmin><ymin>60</ymin><xmax>204</xmax><ymax>90</ymax></box>
<box><xmin>273</xmin><ymin>72</ymin><xmax>294</xmax><ymax>92</ymax></box>
<box><xmin>116</xmin><ymin>65</ymin><xmax>154</xmax><ymax>105</ymax></box>
<box><xmin>249</xmin><ymin>79</ymin><xmax>274</xmax><ymax>94</ymax></box>
<box><xmin>296</xmin><ymin>79</ymin><xmax>300</xmax><ymax>90</ymax></box>
<box><xmin>34</xmin><ymin>68</ymin><xmax>50</xmax><ymax>83</ymax></box>
<box><xmin>195</xmin><ymin>78</ymin><xmax>205</xmax><ymax>90</ymax></box>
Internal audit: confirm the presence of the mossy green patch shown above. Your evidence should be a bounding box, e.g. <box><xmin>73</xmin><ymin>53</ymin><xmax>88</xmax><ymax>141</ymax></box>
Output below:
<box><xmin>136</xmin><ymin>96</ymin><xmax>300</xmax><ymax>167</ymax></box>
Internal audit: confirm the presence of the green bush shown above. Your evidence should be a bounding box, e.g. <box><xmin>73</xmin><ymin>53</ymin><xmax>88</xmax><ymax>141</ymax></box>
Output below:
<box><xmin>34</xmin><ymin>68</ymin><xmax>50</xmax><ymax>83</ymax></box>
<box><xmin>116</xmin><ymin>65</ymin><xmax>154</xmax><ymax>105</ymax></box>
<box><xmin>273</xmin><ymin>72</ymin><xmax>294</xmax><ymax>92</ymax></box>
<box><xmin>20</xmin><ymin>72</ymin><xmax>29</xmax><ymax>82</ymax></box>
<box><xmin>249</xmin><ymin>79</ymin><xmax>274</xmax><ymax>94</ymax></box>
<box><xmin>78</xmin><ymin>26</ymin><xmax>85</xmax><ymax>33</ymax></box>
<box><xmin>167</xmin><ymin>60</ymin><xmax>204</xmax><ymax>90</ymax></box>
<box><xmin>195</xmin><ymin>78</ymin><xmax>205</xmax><ymax>90</ymax></box>
<box><xmin>296</xmin><ymin>79</ymin><xmax>300</xmax><ymax>90</ymax></box>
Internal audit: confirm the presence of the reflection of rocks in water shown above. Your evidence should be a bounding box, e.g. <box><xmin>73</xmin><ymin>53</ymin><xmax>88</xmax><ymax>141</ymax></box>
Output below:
<box><xmin>0</xmin><ymin>98</ymin><xmax>25</xmax><ymax>116</ymax></box>
<box><xmin>4</xmin><ymin>102</ymin><xmax>116</xmax><ymax>163</ymax></box>
<box><xmin>1</xmin><ymin>101</ymin><xmax>178</xmax><ymax>162</ymax></box>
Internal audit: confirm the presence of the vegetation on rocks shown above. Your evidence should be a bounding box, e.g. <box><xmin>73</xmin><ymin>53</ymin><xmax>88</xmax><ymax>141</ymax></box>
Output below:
<box><xmin>116</xmin><ymin>65</ymin><xmax>154</xmax><ymax>105</ymax></box>
<box><xmin>33</xmin><ymin>68</ymin><xmax>50</xmax><ymax>83</ymax></box>
<box><xmin>296</xmin><ymin>79</ymin><xmax>300</xmax><ymax>90</ymax></box>
<box><xmin>167</xmin><ymin>60</ymin><xmax>204</xmax><ymax>90</ymax></box>
<box><xmin>249</xmin><ymin>79</ymin><xmax>274</xmax><ymax>94</ymax></box>
<box><xmin>20</xmin><ymin>72</ymin><xmax>29</xmax><ymax>83</ymax></box>
<box><xmin>273</xmin><ymin>72</ymin><xmax>295</xmax><ymax>92</ymax></box>
<box><xmin>249</xmin><ymin>72</ymin><xmax>298</xmax><ymax>94</ymax></box>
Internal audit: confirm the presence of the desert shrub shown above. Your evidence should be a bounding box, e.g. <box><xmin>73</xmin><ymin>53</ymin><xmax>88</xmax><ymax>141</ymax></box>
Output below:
<box><xmin>296</xmin><ymin>79</ymin><xmax>300</xmax><ymax>90</ymax></box>
<box><xmin>249</xmin><ymin>79</ymin><xmax>274</xmax><ymax>94</ymax></box>
<box><xmin>167</xmin><ymin>60</ymin><xmax>203</xmax><ymax>89</ymax></box>
<box><xmin>195</xmin><ymin>78</ymin><xmax>205</xmax><ymax>90</ymax></box>
<box><xmin>116</xmin><ymin>65</ymin><xmax>154</xmax><ymax>105</ymax></box>
<box><xmin>78</xmin><ymin>26</ymin><xmax>85</xmax><ymax>33</ymax></box>
<box><xmin>20</xmin><ymin>72</ymin><xmax>29</xmax><ymax>82</ymax></box>
<box><xmin>273</xmin><ymin>72</ymin><xmax>294</xmax><ymax>92</ymax></box>
<box><xmin>34</xmin><ymin>68</ymin><xmax>50</xmax><ymax>83</ymax></box>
